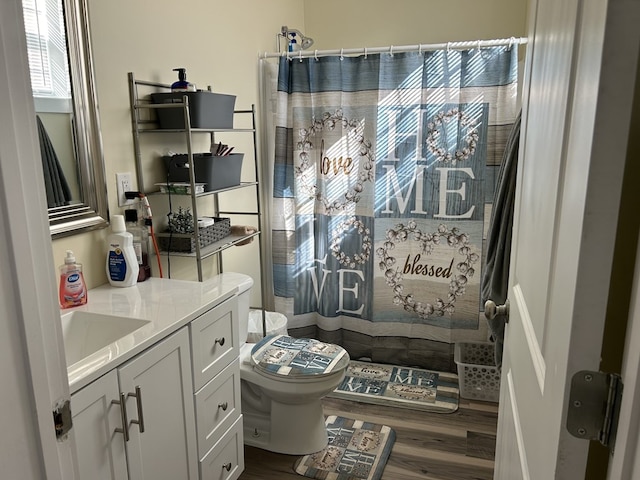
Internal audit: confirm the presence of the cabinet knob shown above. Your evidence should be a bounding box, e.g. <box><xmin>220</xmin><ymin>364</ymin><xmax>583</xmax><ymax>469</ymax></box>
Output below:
<box><xmin>214</xmin><ymin>337</ymin><xmax>225</xmax><ymax>347</ymax></box>
<box><xmin>218</xmin><ymin>402</ymin><xmax>228</xmax><ymax>411</ymax></box>
<box><xmin>223</xmin><ymin>462</ymin><xmax>232</xmax><ymax>472</ymax></box>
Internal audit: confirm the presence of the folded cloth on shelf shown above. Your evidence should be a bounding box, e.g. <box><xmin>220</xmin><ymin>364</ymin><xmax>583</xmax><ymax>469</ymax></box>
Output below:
<box><xmin>231</xmin><ymin>225</ymin><xmax>257</xmax><ymax>246</ymax></box>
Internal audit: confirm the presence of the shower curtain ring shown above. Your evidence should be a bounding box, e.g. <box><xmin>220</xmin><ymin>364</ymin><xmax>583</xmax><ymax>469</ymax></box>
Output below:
<box><xmin>446</xmin><ymin>42</ymin><xmax>451</xmax><ymax>54</ymax></box>
<box><xmin>314</xmin><ymin>50</ymin><xmax>319</xmax><ymax>61</ymax></box>
<box><xmin>364</xmin><ymin>47</ymin><xmax>368</xmax><ymax>59</ymax></box>
<box><xmin>340</xmin><ymin>48</ymin><xmax>344</xmax><ymax>60</ymax></box>
<box><xmin>389</xmin><ymin>45</ymin><xmax>394</xmax><ymax>56</ymax></box>
<box><xmin>508</xmin><ymin>36</ymin><xmax>516</xmax><ymax>51</ymax></box>
<box><xmin>299</xmin><ymin>50</ymin><xmax>303</xmax><ymax>62</ymax></box>
<box><xmin>477</xmin><ymin>40</ymin><xmax>482</xmax><ymax>51</ymax></box>
<box><xmin>419</xmin><ymin>44</ymin><xmax>423</xmax><ymax>55</ymax></box>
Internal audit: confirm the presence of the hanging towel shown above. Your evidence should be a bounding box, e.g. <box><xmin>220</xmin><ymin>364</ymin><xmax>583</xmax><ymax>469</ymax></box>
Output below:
<box><xmin>37</xmin><ymin>115</ymin><xmax>72</xmax><ymax>208</ymax></box>
<box><xmin>481</xmin><ymin>110</ymin><xmax>521</xmax><ymax>367</ymax></box>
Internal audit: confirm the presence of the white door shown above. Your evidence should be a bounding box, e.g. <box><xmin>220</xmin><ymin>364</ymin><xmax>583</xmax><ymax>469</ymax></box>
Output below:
<box><xmin>493</xmin><ymin>0</ymin><xmax>640</xmax><ymax>478</ymax></box>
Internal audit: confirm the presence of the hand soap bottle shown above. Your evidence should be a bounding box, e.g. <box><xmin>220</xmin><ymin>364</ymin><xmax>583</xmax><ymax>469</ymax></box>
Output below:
<box><xmin>171</xmin><ymin>68</ymin><xmax>196</xmax><ymax>92</ymax></box>
<box><xmin>106</xmin><ymin>214</ymin><xmax>138</xmax><ymax>288</ymax></box>
<box><xmin>59</xmin><ymin>250</ymin><xmax>87</xmax><ymax>308</ymax></box>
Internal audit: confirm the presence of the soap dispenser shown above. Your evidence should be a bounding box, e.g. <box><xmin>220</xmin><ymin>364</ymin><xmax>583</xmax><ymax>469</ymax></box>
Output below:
<box><xmin>171</xmin><ymin>68</ymin><xmax>196</xmax><ymax>92</ymax></box>
<box><xmin>59</xmin><ymin>250</ymin><xmax>87</xmax><ymax>308</ymax></box>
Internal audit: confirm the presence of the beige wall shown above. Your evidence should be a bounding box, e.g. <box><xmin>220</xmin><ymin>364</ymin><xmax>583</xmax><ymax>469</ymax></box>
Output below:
<box><xmin>51</xmin><ymin>0</ymin><xmax>527</xmax><ymax>291</ymax></box>
<box><xmin>303</xmin><ymin>0</ymin><xmax>527</xmax><ymax>49</ymax></box>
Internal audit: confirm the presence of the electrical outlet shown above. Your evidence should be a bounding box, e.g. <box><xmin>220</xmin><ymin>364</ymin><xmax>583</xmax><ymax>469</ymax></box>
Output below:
<box><xmin>116</xmin><ymin>172</ymin><xmax>134</xmax><ymax>207</ymax></box>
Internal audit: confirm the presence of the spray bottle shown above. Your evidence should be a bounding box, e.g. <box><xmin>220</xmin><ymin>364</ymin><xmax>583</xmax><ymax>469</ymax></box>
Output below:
<box><xmin>125</xmin><ymin>208</ymin><xmax>151</xmax><ymax>282</ymax></box>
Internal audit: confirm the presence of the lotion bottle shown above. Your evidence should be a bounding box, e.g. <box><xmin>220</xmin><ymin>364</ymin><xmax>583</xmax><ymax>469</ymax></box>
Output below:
<box><xmin>59</xmin><ymin>250</ymin><xmax>87</xmax><ymax>308</ymax></box>
<box><xmin>106</xmin><ymin>214</ymin><xmax>138</xmax><ymax>288</ymax></box>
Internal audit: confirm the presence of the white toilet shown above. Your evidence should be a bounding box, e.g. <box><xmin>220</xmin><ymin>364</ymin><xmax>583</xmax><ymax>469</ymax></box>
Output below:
<box><xmin>236</xmin><ymin>277</ymin><xmax>350</xmax><ymax>455</ymax></box>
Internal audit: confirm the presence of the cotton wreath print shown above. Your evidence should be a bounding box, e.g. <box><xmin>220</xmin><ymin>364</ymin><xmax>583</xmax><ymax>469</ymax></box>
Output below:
<box><xmin>295</xmin><ymin>109</ymin><xmax>375</xmax><ymax>214</ymax></box>
<box><xmin>376</xmin><ymin>221</ymin><xmax>479</xmax><ymax>318</ymax></box>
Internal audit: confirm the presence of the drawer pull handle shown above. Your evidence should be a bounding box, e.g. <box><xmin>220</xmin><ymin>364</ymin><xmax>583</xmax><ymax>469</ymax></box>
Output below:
<box><xmin>218</xmin><ymin>402</ymin><xmax>228</xmax><ymax>411</ymax></box>
<box><xmin>215</xmin><ymin>337</ymin><xmax>225</xmax><ymax>347</ymax></box>
<box><xmin>111</xmin><ymin>392</ymin><xmax>129</xmax><ymax>442</ymax></box>
<box><xmin>223</xmin><ymin>462</ymin><xmax>232</xmax><ymax>472</ymax></box>
<box><xmin>128</xmin><ymin>386</ymin><xmax>145</xmax><ymax>433</ymax></box>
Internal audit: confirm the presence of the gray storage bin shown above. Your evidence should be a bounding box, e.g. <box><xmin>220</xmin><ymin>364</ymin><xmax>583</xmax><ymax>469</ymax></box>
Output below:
<box><xmin>150</xmin><ymin>91</ymin><xmax>236</xmax><ymax>129</ymax></box>
<box><xmin>162</xmin><ymin>153</ymin><xmax>244</xmax><ymax>192</ymax></box>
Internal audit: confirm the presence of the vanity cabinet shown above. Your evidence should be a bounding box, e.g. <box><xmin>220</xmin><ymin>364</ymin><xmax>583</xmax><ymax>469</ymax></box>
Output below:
<box><xmin>70</xmin><ymin>294</ymin><xmax>243</xmax><ymax>480</ymax></box>
<box><xmin>189</xmin><ymin>298</ymin><xmax>243</xmax><ymax>478</ymax></box>
<box><xmin>72</xmin><ymin>328</ymin><xmax>197</xmax><ymax>480</ymax></box>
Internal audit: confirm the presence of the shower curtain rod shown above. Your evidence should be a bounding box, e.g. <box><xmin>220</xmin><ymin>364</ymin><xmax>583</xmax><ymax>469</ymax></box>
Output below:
<box><xmin>261</xmin><ymin>37</ymin><xmax>528</xmax><ymax>60</ymax></box>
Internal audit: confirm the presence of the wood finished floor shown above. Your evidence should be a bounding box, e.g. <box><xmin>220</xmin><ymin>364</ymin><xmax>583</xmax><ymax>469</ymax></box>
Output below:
<box><xmin>238</xmin><ymin>396</ymin><xmax>498</xmax><ymax>480</ymax></box>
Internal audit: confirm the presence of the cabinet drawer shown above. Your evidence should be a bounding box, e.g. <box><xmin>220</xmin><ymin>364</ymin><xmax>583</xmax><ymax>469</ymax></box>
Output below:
<box><xmin>200</xmin><ymin>415</ymin><xmax>244</xmax><ymax>480</ymax></box>
<box><xmin>195</xmin><ymin>359</ymin><xmax>241</xmax><ymax>460</ymax></box>
<box><xmin>190</xmin><ymin>297</ymin><xmax>239</xmax><ymax>391</ymax></box>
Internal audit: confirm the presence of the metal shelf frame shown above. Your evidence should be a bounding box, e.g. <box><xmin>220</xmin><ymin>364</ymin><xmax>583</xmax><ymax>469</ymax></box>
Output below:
<box><xmin>127</xmin><ymin>72</ymin><xmax>267</xmax><ymax>333</ymax></box>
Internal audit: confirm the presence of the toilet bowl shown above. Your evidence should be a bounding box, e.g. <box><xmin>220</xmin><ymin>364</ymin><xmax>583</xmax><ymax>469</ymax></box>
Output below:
<box><xmin>235</xmin><ymin>277</ymin><xmax>350</xmax><ymax>455</ymax></box>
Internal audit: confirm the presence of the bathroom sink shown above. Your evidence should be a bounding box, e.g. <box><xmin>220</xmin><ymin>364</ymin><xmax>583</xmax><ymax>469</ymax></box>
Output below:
<box><xmin>61</xmin><ymin>311</ymin><xmax>151</xmax><ymax>366</ymax></box>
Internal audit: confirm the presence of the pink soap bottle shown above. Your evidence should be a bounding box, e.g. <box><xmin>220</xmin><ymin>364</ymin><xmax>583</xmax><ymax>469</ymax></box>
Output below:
<box><xmin>59</xmin><ymin>250</ymin><xmax>88</xmax><ymax>308</ymax></box>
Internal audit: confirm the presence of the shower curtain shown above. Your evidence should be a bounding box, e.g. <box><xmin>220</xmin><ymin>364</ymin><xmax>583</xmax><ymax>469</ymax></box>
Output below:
<box><xmin>268</xmin><ymin>46</ymin><xmax>518</xmax><ymax>371</ymax></box>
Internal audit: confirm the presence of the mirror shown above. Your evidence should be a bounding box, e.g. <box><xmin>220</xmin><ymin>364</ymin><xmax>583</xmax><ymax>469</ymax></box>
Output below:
<box><xmin>23</xmin><ymin>0</ymin><xmax>108</xmax><ymax>238</ymax></box>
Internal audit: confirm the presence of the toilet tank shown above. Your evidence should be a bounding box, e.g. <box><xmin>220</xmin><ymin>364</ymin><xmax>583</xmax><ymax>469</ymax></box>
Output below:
<box><xmin>234</xmin><ymin>274</ymin><xmax>253</xmax><ymax>347</ymax></box>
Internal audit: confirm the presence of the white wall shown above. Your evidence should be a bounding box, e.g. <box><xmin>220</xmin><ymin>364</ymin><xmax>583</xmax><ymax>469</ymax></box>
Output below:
<box><xmin>51</xmin><ymin>0</ymin><xmax>528</xmax><ymax>293</ymax></box>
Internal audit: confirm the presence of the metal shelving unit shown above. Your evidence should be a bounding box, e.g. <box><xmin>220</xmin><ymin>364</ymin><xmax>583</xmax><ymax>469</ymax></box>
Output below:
<box><xmin>127</xmin><ymin>73</ymin><xmax>266</xmax><ymax>316</ymax></box>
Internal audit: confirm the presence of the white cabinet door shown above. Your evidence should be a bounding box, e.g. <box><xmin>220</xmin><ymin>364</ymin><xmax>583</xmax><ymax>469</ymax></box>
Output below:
<box><xmin>118</xmin><ymin>328</ymin><xmax>198</xmax><ymax>480</ymax></box>
<box><xmin>71</xmin><ymin>370</ymin><xmax>128</xmax><ymax>480</ymax></box>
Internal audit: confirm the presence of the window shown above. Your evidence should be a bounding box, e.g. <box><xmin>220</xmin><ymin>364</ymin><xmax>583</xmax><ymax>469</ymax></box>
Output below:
<box><xmin>22</xmin><ymin>0</ymin><xmax>71</xmax><ymax>113</ymax></box>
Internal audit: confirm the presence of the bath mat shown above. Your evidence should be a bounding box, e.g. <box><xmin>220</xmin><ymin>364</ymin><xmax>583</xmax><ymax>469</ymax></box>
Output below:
<box><xmin>293</xmin><ymin>415</ymin><xmax>395</xmax><ymax>480</ymax></box>
<box><xmin>328</xmin><ymin>360</ymin><xmax>459</xmax><ymax>413</ymax></box>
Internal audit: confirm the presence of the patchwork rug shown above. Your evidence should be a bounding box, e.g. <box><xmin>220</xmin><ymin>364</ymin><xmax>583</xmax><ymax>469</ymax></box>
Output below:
<box><xmin>329</xmin><ymin>360</ymin><xmax>459</xmax><ymax>413</ymax></box>
<box><xmin>294</xmin><ymin>416</ymin><xmax>395</xmax><ymax>480</ymax></box>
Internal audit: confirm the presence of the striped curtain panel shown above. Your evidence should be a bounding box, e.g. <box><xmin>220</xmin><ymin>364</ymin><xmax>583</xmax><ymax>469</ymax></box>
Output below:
<box><xmin>272</xmin><ymin>47</ymin><xmax>518</xmax><ymax>371</ymax></box>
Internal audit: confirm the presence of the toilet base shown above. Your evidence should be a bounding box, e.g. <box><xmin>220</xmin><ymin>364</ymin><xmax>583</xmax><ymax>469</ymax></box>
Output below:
<box><xmin>242</xmin><ymin>399</ymin><xmax>328</xmax><ymax>455</ymax></box>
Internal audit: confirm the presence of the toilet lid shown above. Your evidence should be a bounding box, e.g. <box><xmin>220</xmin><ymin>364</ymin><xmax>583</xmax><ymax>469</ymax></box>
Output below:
<box><xmin>250</xmin><ymin>334</ymin><xmax>350</xmax><ymax>378</ymax></box>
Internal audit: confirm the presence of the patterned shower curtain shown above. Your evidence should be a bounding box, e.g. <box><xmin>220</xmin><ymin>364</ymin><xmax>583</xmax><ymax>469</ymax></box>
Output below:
<box><xmin>271</xmin><ymin>46</ymin><xmax>518</xmax><ymax>371</ymax></box>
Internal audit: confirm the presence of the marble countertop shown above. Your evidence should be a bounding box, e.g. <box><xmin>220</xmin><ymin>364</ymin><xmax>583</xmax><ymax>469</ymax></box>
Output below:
<box><xmin>64</xmin><ymin>272</ymin><xmax>250</xmax><ymax>393</ymax></box>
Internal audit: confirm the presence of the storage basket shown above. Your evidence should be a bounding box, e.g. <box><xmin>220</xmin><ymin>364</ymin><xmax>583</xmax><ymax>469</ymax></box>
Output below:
<box><xmin>454</xmin><ymin>342</ymin><xmax>501</xmax><ymax>402</ymax></box>
<box><xmin>157</xmin><ymin>217</ymin><xmax>230</xmax><ymax>253</ymax></box>
<box><xmin>150</xmin><ymin>91</ymin><xmax>236</xmax><ymax>129</ymax></box>
<box><xmin>162</xmin><ymin>153</ymin><xmax>244</xmax><ymax>192</ymax></box>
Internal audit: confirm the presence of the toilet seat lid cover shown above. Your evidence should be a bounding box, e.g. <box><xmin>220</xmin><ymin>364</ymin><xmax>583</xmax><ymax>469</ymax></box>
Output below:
<box><xmin>250</xmin><ymin>335</ymin><xmax>350</xmax><ymax>378</ymax></box>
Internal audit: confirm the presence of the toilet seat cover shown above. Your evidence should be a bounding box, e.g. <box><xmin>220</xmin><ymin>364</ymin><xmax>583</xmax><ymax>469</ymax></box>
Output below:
<box><xmin>250</xmin><ymin>335</ymin><xmax>350</xmax><ymax>378</ymax></box>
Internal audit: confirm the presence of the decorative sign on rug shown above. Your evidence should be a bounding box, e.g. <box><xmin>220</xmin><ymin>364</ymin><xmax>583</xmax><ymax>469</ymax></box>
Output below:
<box><xmin>329</xmin><ymin>360</ymin><xmax>459</xmax><ymax>413</ymax></box>
<box><xmin>294</xmin><ymin>416</ymin><xmax>395</xmax><ymax>480</ymax></box>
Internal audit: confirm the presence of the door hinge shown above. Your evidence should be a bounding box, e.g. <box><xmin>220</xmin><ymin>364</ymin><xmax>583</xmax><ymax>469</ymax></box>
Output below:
<box><xmin>566</xmin><ymin>370</ymin><xmax>622</xmax><ymax>450</ymax></box>
<box><xmin>53</xmin><ymin>399</ymin><xmax>73</xmax><ymax>439</ymax></box>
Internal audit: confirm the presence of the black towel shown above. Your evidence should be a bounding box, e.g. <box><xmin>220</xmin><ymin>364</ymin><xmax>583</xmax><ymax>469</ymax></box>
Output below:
<box><xmin>481</xmin><ymin>110</ymin><xmax>521</xmax><ymax>367</ymax></box>
<box><xmin>37</xmin><ymin>115</ymin><xmax>72</xmax><ymax>208</ymax></box>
